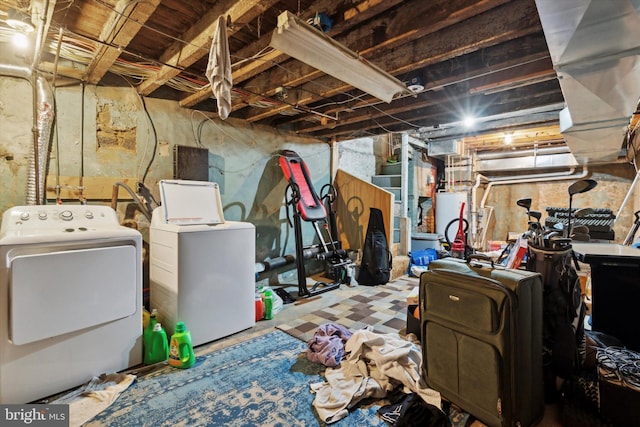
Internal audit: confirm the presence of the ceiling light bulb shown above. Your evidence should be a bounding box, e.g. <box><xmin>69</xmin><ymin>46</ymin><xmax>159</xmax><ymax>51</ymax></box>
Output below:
<box><xmin>7</xmin><ymin>8</ymin><xmax>35</xmax><ymax>33</ymax></box>
<box><xmin>504</xmin><ymin>134</ymin><xmax>513</xmax><ymax>144</ymax></box>
<box><xmin>463</xmin><ymin>116</ymin><xmax>476</xmax><ymax>128</ymax></box>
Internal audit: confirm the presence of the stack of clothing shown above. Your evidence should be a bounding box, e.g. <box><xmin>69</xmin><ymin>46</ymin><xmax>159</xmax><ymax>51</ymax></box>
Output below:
<box><xmin>306</xmin><ymin>323</ymin><xmax>444</xmax><ymax>425</ymax></box>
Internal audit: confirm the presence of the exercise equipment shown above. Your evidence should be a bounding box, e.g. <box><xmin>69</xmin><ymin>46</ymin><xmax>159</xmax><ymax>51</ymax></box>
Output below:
<box><xmin>278</xmin><ymin>150</ymin><xmax>350</xmax><ymax>298</ymax></box>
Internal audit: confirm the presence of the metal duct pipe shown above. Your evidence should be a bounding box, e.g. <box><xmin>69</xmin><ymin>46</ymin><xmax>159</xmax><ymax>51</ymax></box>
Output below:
<box><xmin>0</xmin><ymin>63</ymin><xmax>54</xmax><ymax>205</ymax></box>
<box><xmin>476</xmin><ymin>146</ymin><xmax>571</xmax><ymax>160</ymax></box>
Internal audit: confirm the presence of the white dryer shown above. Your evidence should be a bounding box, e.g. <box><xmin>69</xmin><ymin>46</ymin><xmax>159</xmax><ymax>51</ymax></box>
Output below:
<box><xmin>150</xmin><ymin>180</ymin><xmax>255</xmax><ymax>346</ymax></box>
<box><xmin>0</xmin><ymin>205</ymin><xmax>143</xmax><ymax>403</ymax></box>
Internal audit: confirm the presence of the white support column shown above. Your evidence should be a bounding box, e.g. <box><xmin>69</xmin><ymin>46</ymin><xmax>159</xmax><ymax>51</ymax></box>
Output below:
<box><xmin>329</xmin><ymin>139</ymin><xmax>340</xmax><ymax>183</ymax></box>
<box><xmin>400</xmin><ymin>133</ymin><xmax>410</xmax><ymax>254</ymax></box>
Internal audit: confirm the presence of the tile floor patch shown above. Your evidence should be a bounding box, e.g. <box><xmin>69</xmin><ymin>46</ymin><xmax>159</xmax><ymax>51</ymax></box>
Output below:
<box><xmin>277</xmin><ymin>279</ymin><xmax>417</xmax><ymax>342</ymax></box>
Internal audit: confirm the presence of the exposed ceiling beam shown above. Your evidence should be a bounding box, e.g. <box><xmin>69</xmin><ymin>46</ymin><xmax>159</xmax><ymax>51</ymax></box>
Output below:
<box><xmin>84</xmin><ymin>0</ymin><xmax>161</xmax><ymax>84</ymax></box>
<box><xmin>242</xmin><ymin>0</ymin><xmax>541</xmax><ymax>123</ymax></box>
<box><xmin>314</xmin><ymin>81</ymin><xmax>564</xmax><ymax>140</ymax></box>
<box><xmin>179</xmin><ymin>0</ymin><xmax>406</xmax><ymax>108</ymax></box>
<box><xmin>137</xmin><ymin>0</ymin><xmax>280</xmax><ymax>96</ymax></box>
<box><xmin>284</xmin><ymin>36</ymin><xmax>553</xmax><ymax>132</ymax></box>
<box><xmin>186</xmin><ymin>0</ymin><xmax>510</xmax><ymax>112</ymax></box>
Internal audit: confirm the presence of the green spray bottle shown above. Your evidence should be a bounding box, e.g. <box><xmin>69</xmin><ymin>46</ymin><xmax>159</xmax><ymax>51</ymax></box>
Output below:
<box><xmin>168</xmin><ymin>321</ymin><xmax>195</xmax><ymax>369</ymax></box>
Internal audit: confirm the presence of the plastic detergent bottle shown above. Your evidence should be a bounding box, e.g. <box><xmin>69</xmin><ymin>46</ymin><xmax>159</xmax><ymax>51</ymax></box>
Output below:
<box><xmin>144</xmin><ymin>322</ymin><xmax>169</xmax><ymax>365</ymax></box>
<box><xmin>255</xmin><ymin>293</ymin><xmax>264</xmax><ymax>321</ymax></box>
<box><xmin>142</xmin><ymin>308</ymin><xmax>150</xmax><ymax>330</ymax></box>
<box><xmin>169</xmin><ymin>321</ymin><xmax>195</xmax><ymax>369</ymax></box>
<box><xmin>263</xmin><ymin>289</ymin><xmax>274</xmax><ymax>320</ymax></box>
<box><xmin>143</xmin><ymin>309</ymin><xmax>158</xmax><ymax>353</ymax></box>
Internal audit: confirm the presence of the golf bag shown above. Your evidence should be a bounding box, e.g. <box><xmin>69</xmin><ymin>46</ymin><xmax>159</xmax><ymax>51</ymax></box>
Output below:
<box><xmin>357</xmin><ymin>207</ymin><xmax>392</xmax><ymax>285</ymax></box>
<box><xmin>526</xmin><ymin>244</ymin><xmax>586</xmax><ymax>401</ymax></box>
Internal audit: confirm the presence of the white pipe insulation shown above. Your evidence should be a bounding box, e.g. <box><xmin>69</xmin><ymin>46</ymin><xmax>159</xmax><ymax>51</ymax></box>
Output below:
<box><xmin>614</xmin><ymin>167</ymin><xmax>640</xmax><ymax>226</ymax></box>
<box><xmin>471</xmin><ymin>166</ymin><xmax>590</xmax><ymax>249</ymax></box>
<box><xmin>478</xmin><ymin>167</ymin><xmax>588</xmax><ymax>210</ymax></box>
<box><xmin>0</xmin><ymin>63</ymin><xmax>54</xmax><ymax>205</ymax></box>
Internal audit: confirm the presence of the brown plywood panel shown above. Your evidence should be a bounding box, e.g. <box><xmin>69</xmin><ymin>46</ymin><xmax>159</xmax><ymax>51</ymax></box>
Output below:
<box><xmin>46</xmin><ymin>176</ymin><xmax>138</xmax><ymax>201</ymax></box>
<box><xmin>334</xmin><ymin>168</ymin><xmax>394</xmax><ymax>254</ymax></box>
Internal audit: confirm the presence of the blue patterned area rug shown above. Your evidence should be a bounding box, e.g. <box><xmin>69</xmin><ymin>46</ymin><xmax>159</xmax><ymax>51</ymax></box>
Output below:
<box><xmin>85</xmin><ymin>329</ymin><xmax>386</xmax><ymax>427</ymax></box>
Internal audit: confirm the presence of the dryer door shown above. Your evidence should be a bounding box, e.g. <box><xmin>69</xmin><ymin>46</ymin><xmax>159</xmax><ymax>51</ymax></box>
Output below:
<box><xmin>9</xmin><ymin>245</ymin><xmax>137</xmax><ymax>345</ymax></box>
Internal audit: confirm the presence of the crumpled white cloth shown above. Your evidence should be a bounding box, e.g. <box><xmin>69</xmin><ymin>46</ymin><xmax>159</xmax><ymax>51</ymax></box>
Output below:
<box><xmin>52</xmin><ymin>373</ymin><xmax>136</xmax><ymax>427</ymax></box>
<box><xmin>310</xmin><ymin>329</ymin><xmax>441</xmax><ymax>424</ymax></box>
<box><xmin>205</xmin><ymin>15</ymin><xmax>232</xmax><ymax>119</ymax></box>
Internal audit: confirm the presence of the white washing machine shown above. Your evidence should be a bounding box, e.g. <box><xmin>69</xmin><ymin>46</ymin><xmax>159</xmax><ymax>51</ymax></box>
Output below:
<box><xmin>0</xmin><ymin>205</ymin><xmax>143</xmax><ymax>403</ymax></box>
<box><xmin>150</xmin><ymin>180</ymin><xmax>255</xmax><ymax>347</ymax></box>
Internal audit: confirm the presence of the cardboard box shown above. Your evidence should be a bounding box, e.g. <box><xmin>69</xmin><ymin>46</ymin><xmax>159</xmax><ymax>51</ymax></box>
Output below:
<box><xmin>406</xmin><ymin>287</ymin><xmax>419</xmax><ymax>305</ymax></box>
<box><xmin>407</xmin><ymin>304</ymin><xmax>420</xmax><ymax>339</ymax></box>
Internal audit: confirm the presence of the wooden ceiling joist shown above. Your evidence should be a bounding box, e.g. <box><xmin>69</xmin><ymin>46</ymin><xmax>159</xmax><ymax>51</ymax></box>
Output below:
<box><xmin>85</xmin><ymin>0</ymin><xmax>161</xmax><ymax>84</ymax></box>
<box><xmin>136</xmin><ymin>0</ymin><xmax>279</xmax><ymax>96</ymax></box>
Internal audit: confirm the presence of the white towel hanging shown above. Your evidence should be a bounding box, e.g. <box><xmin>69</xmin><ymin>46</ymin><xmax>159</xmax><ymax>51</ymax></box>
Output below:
<box><xmin>205</xmin><ymin>15</ymin><xmax>232</xmax><ymax>120</ymax></box>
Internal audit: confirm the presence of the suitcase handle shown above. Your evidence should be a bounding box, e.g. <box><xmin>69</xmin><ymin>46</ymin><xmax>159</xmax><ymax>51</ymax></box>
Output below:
<box><xmin>466</xmin><ymin>253</ymin><xmax>494</xmax><ymax>268</ymax></box>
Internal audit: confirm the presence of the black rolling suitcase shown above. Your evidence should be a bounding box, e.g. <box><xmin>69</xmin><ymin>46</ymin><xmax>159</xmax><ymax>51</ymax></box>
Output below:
<box><xmin>420</xmin><ymin>256</ymin><xmax>544</xmax><ymax>427</ymax></box>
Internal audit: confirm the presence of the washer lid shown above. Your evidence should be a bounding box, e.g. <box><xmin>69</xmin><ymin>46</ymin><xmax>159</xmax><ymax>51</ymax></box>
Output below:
<box><xmin>159</xmin><ymin>180</ymin><xmax>224</xmax><ymax>226</ymax></box>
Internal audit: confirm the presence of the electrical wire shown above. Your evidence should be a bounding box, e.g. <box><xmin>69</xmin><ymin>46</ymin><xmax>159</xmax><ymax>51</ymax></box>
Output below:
<box><xmin>29</xmin><ymin>2</ymin><xmax>425</xmax><ymax>136</ymax></box>
<box><xmin>106</xmin><ymin>74</ymin><xmax>155</xmax><ymax>182</ymax></box>
<box><xmin>139</xmin><ymin>95</ymin><xmax>158</xmax><ymax>185</ymax></box>
<box><xmin>76</xmin><ymin>0</ymin><xmax>420</xmax><ymax>131</ymax></box>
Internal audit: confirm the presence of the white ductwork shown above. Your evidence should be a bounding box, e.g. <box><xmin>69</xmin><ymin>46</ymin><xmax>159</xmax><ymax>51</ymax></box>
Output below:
<box><xmin>535</xmin><ymin>0</ymin><xmax>640</xmax><ymax>163</ymax></box>
<box><xmin>0</xmin><ymin>63</ymin><xmax>55</xmax><ymax>205</ymax></box>
<box><xmin>475</xmin><ymin>146</ymin><xmax>578</xmax><ymax>172</ymax></box>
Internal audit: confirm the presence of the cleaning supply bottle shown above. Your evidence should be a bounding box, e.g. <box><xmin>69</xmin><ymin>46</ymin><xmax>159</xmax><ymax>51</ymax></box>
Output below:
<box><xmin>255</xmin><ymin>292</ymin><xmax>264</xmax><ymax>321</ymax></box>
<box><xmin>143</xmin><ymin>308</ymin><xmax>158</xmax><ymax>355</ymax></box>
<box><xmin>263</xmin><ymin>289</ymin><xmax>274</xmax><ymax>320</ymax></box>
<box><xmin>168</xmin><ymin>321</ymin><xmax>195</xmax><ymax>369</ymax></box>
<box><xmin>144</xmin><ymin>322</ymin><xmax>169</xmax><ymax>365</ymax></box>
<box><xmin>142</xmin><ymin>308</ymin><xmax>150</xmax><ymax>330</ymax></box>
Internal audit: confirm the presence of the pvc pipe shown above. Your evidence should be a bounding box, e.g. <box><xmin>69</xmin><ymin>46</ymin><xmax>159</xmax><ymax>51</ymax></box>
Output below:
<box><xmin>476</xmin><ymin>146</ymin><xmax>571</xmax><ymax>160</ymax></box>
<box><xmin>479</xmin><ymin>167</ymin><xmax>587</xmax><ymax>210</ymax></box>
<box><xmin>614</xmin><ymin>167</ymin><xmax>640</xmax><ymax>226</ymax></box>
<box><xmin>470</xmin><ymin>173</ymin><xmax>489</xmax><ymax>247</ymax></box>
<box><xmin>400</xmin><ymin>133</ymin><xmax>409</xmax><ymax>218</ymax></box>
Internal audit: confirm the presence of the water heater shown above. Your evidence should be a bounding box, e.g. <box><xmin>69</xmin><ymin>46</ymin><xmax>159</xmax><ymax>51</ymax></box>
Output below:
<box><xmin>435</xmin><ymin>192</ymin><xmax>468</xmax><ymax>244</ymax></box>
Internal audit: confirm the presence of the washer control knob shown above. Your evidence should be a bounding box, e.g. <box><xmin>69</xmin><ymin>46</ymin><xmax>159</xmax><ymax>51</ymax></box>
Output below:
<box><xmin>19</xmin><ymin>212</ymin><xmax>30</xmax><ymax>221</ymax></box>
<box><xmin>38</xmin><ymin>211</ymin><xmax>48</xmax><ymax>220</ymax></box>
<box><xmin>85</xmin><ymin>211</ymin><xmax>94</xmax><ymax>219</ymax></box>
<box><xmin>59</xmin><ymin>210</ymin><xmax>73</xmax><ymax>221</ymax></box>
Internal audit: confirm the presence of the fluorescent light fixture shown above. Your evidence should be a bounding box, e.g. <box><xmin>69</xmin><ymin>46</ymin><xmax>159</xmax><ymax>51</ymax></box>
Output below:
<box><xmin>269</xmin><ymin>11</ymin><xmax>409</xmax><ymax>103</ymax></box>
